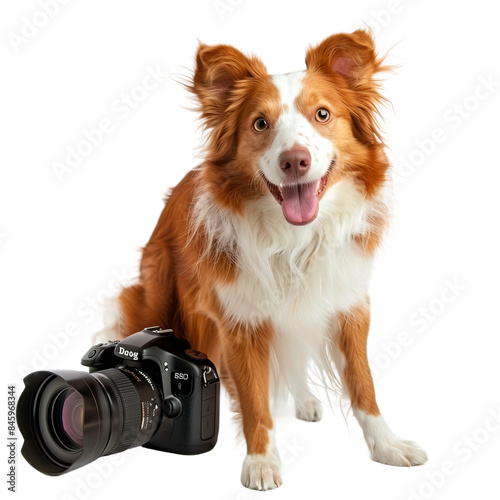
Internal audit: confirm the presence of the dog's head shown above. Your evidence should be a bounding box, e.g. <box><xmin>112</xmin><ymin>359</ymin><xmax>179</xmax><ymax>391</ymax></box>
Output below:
<box><xmin>190</xmin><ymin>30</ymin><xmax>390</xmax><ymax>226</ymax></box>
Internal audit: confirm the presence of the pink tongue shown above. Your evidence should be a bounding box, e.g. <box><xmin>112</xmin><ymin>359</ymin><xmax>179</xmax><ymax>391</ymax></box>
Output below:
<box><xmin>280</xmin><ymin>181</ymin><xmax>320</xmax><ymax>225</ymax></box>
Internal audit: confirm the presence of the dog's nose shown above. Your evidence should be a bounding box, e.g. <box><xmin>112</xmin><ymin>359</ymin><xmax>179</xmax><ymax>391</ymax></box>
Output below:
<box><xmin>279</xmin><ymin>146</ymin><xmax>311</xmax><ymax>177</ymax></box>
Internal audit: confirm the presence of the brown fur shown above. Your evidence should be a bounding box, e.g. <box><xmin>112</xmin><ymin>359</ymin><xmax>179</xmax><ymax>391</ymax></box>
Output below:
<box><xmin>116</xmin><ymin>30</ymin><xmax>390</xmax><ymax>463</ymax></box>
<box><xmin>335</xmin><ymin>301</ymin><xmax>380</xmax><ymax>415</ymax></box>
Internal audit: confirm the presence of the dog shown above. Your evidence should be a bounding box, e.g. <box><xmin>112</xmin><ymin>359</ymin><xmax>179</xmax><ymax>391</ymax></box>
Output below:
<box><xmin>101</xmin><ymin>29</ymin><xmax>428</xmax><ymax>490</ymax></box>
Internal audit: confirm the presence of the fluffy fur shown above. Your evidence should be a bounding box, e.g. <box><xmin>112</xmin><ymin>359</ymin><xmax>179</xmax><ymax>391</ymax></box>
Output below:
<box><xmin>101</xmin><ymin>30</ymin><xmax>427</xmax><ymax>490</ymax></box>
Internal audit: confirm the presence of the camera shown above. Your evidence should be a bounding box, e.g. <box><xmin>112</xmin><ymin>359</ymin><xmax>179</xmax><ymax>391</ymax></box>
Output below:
<box><xmin>17</xmin><ymin>326</ymin><xmax>220</xmax><ymax>476</ymax></box>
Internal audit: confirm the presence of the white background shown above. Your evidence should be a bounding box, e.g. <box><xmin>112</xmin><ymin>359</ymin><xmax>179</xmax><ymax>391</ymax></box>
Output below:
<box><xmin>1</xmin><ymin>1</ymin><xmax>500</xmax><ymax>499</ymax></box>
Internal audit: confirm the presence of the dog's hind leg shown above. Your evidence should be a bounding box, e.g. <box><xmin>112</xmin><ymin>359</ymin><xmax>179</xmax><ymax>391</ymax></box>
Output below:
<box><xmin>273</xmin><ymin>331</ymin><xmax>324</xmax><ymax>422</ymax></box>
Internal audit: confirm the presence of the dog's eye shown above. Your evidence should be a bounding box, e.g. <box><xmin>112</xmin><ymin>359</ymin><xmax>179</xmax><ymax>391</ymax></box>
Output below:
<box><xmin>253</xmin><ymin>117</ymin><xmax>268</xmax><ymax>132</ymax></box>
<box><xmin>315</xmin><ymin>108</ymin><xmax>330</xmax><ymax>123</ymax></box>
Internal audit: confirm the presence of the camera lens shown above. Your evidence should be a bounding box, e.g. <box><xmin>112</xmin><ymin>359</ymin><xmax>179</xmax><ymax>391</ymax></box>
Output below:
<box><xmin>17</xmin><ymin>368</ymin><xmax>162</xmax><ymax>476</ymax></box>
<box><xmin>50</xmin><ymin>388</ymin><xmax>84</xmax><ymax>449</ymax></box>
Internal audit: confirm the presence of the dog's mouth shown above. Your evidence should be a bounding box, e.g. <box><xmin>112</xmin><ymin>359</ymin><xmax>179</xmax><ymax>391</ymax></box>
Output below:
<box><xmin>264</xmin><ymin>164</ymin><xmax>333</xmax><ymax>226</ymax></box>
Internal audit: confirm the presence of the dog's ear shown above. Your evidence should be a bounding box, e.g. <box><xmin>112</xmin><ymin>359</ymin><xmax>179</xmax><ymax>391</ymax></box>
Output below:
<box><xmin>305</xmin><ymin>30</ymin><xmax>386</xmax><ymax>87</ymax></box>
<box><xmin>306</xmin><ymin>30</ymin><xmax>390</xmax><ymax>146</ymax></box>
<box><xmin>190</xmin><ymin>43</ymin><xmax>267</xmax><ymax>129</ymax></box>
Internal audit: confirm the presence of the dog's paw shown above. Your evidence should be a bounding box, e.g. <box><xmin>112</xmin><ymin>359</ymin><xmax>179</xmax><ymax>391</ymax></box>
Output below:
<box><xmin>369</xmin><ymin>435</ymin><xmax>428</xmax><ymax>467</ymax></box>
<box><xmin>295</xmin><ymin>398</ymin><xmax>323</xmax><ymax>422</ymax></box>
<box><xmin>355</xmin><ymin>412</ymin><xmax>428</xmax><ymax>467</ymax></box>
<box><xmin>241</xmin><ymin>452</ymin><xmax>282</xmax><ymax>490</ymax></box>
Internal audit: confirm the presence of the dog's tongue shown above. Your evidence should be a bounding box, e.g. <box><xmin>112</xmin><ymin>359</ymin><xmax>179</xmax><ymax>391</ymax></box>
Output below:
<box><xmin>280</xmin><ymin>181</ymin><xmax>320</xmax><ymax>225</ymax></box>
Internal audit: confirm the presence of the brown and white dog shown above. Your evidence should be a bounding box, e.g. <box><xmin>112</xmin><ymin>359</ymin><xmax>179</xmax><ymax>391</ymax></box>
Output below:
<box><xmin>102</xmin><ymin>30</ymin><xmax>427</xmax><ymax>490</ymax></box>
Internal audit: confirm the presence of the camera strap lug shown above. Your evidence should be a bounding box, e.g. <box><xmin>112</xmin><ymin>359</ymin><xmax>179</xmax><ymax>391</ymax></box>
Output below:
<box><xmin>202</xmin><ymin>366</ymin><xmax>218</xmax><ymax>386</ymax></box>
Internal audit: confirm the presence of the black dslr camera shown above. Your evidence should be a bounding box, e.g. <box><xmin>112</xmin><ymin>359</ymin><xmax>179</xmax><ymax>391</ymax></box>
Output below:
<box><xmin>17</xmin><ymin>327</ymin><xmax>220</xmax><ymax>476</ymax></box>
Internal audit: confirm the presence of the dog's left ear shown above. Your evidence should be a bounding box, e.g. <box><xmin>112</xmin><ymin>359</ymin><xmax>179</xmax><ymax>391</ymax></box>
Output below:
<box><xmin>305</xmin><ymin>30</ymin><xmax>385</xmax><ymax>87</ymax></box>
<box><xmin>306</xmin><ymin>30</ymin><xmax>390</xmax><ymax>147</ymax></box>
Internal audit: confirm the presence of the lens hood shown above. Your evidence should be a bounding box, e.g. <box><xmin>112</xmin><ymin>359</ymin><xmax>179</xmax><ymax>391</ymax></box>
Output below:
<box><xmin>18</xmin><ymin>370</ymin><xmax>117</xmax><ymax>475</ymax></box>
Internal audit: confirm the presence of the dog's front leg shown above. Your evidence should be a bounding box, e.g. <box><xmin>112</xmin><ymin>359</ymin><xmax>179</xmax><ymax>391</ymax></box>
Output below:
<box><xmin>220</xmin><ymin>320</ymin><xmax>282</xmax><ymax>490</ymax></box>
<box><xmin>333</xmin><ymin>299</ymin><xmax>428</xmax><ymax>466</ymax></box>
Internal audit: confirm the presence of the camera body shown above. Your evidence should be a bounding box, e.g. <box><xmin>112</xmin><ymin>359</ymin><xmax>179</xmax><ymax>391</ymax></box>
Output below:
<box><xmin>81</xmin><ymin>326</ymin><xmax>220</xmax><ymax>455</ymax></box>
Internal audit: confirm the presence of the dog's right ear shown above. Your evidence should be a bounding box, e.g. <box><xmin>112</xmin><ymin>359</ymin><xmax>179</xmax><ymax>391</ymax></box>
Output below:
<box><xmin>190</xmin><ymin>43</ymin><xmax>266</xmax><ymax>129</ymax></box>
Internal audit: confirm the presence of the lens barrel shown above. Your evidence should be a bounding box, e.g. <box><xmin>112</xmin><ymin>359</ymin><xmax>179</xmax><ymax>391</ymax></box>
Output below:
<box><xmin>17</xmin><ymin>367</ymin><xmax>162</xmax><ymax>476</ymax></box>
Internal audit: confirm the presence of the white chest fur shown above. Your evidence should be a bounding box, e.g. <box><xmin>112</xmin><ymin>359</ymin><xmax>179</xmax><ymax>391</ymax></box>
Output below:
<box><xmin>191</xmin><ymin>177</ymin><xmax>387</xmax><ymax>398</ymax></box>
<box><xmin>211</xmin><ymin>179</ymin><xmax>376</xmax><ymax>329</ymax></box>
